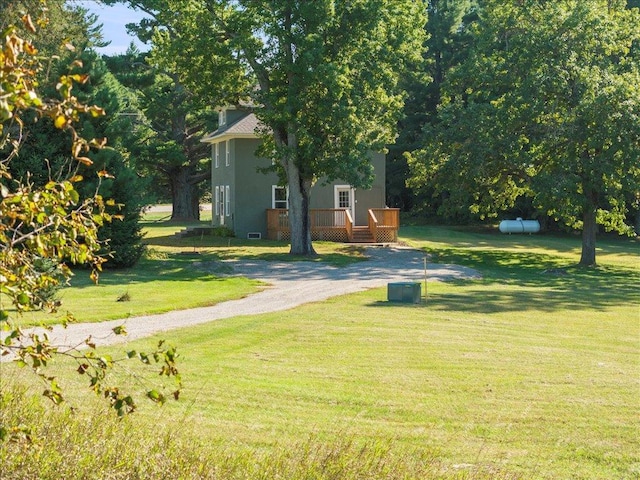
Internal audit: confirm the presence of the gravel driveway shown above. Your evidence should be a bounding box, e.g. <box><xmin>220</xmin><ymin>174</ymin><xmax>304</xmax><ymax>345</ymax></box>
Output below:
<box><xmin>7</xmin><ymin>247</ymin><xmax>480</xmax><ymax>352</ymax></box>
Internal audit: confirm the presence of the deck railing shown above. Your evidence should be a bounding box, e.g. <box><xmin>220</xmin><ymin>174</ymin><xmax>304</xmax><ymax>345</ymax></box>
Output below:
<box><xmin>266</xmin><ymin>208</ymin><xmax>399</xmax><ymax>243</ymax></box>
<box><xmin>370</xmin><ymin>208</ymin><xmax>400</xmax><ymax>228</ymax></box>
<box><xmin>368</xmin><ymin>208</ymin><xmax>400</xmax><ymax>242</ymax></box>
<box><xmin>368</xmin><ymin>209</ymin><xmax>379</xmax><ymax>243</ymax></box>
<box><xmin>345</xmin><ymin>210</ymin><xmax>354</xmax><ymax>242</ymax></box>
<box><xmin>311</xmin><ymin>208</ymin><xmax>348</xmax><ymax>228</ymax></box>
<box><xmin>267</xmin><ymin>208</ymin><xmax>289</xmax><ymax>229</ymax></box>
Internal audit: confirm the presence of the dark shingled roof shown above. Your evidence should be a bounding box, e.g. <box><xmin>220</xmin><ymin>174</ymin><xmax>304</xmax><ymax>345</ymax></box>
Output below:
<box><xmin>201</xmin><ymin>113</ymin><xmax>261</xmax><ymax>143</ymax></box>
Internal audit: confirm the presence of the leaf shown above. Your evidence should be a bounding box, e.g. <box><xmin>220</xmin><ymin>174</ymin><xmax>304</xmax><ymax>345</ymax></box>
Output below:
<box><xmin>72</xmin><ymin>141</ymin><xmax>84</xmax><ymax>158</ymax></box>
<box><xmin>97</xmin><ymin>170</ymin><xmax>114</xmax><ymax>179</ymax></box>
<box><xmin>71</xmin><ymin>74</ymin><xmax>89</xmax><ymax>84</ymax></box>
<box><xmin>90</xmin><ymin>137</ymin><xmax>108</xmax><ymax>148</ymax></box>
<box><xmin>54</xmin><ymin>115</ymin><xmax>67</xmax><ymax>129</ymax></box>
<box><xmin>43</xmin><ymin>389</ymin><xmax>64</xmax><ymax>405</ymax></box>
<box><xmin>68</xmin><ymin>189</ymin><xmax>79</xmax><ymax>204</ymax></box>
<box><xmin>89</xmin><ymin>107</ymin><xmax>106</xmax><ymax>118</ymax></box>
<box><xmin>98</xmin><ymin>356</ymin><xmax>113</xmax><ymax>368</ymax></box>
<box><xmin>17</xmin><ymin>293</ymin><xmax>30</xmax><ymax>306</ymax></box>
<box><xmin>21</xmin><ymin>14</ymin><xmax>36</xmax><ymax>33</ymax></box>
<box><xmin>112</xmin><ymin>325</ymin><xmax>127</xmax><ymax>336</ymax></box>
<box><xmin>146</xmin><ymin>389</ymin><xmax>165</xmax><ymax>404</ymax></box>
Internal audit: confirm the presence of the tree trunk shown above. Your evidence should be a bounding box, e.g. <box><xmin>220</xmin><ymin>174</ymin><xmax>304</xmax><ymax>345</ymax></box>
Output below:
<box><xmin>579</xmin><ymin>205</ymin><xmax>597</xmax><ymax>267</ymax></box>
<box><xmin>170</xmin><ymin>166</ymin><xmax>201</xmax><ymax>221</ymax></box>
<box><xmin>286</xmin><ymin>162</ymin><xmax>315</xmax><ymax>256</ymax></box>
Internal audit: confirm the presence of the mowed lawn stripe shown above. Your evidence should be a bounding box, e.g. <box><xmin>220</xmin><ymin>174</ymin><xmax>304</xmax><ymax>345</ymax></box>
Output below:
<box><xmin>114</xmin><ymin>276</ymin><xmax>638</xmax><ymax>478</ymax></box>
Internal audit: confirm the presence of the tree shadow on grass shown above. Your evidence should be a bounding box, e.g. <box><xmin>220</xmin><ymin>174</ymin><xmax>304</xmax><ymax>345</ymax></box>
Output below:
<box><xmin>429</xmin><ymin>277</ymin><xmax>634</xmax><ymax>314</ymax></box>
<box><xmin>370</xmin><ymin>281</ymin><xmax>637</xmax><ymax>315</ymax></box>
<box><xmin>143</xmin><ymin>230</ymin><xmax>367</xmax><ymax>266</ymax></box>
<box><xmin>369</xmin><ymin>248</ymin><xmax>638</xmax><ymax>314</ymax></box>
<box><xmin>69</xmin><ymin>252</ymin><xmax>233</xmax><ymax>289</ymax></box>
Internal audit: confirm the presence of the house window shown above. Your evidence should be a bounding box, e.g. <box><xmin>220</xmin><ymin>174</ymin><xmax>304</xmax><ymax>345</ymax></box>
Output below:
<box><xmin>219</xmin><ymin>185</ymin><xmax>225</xmax><ymax>217</ymax></box>
<box><xmin>218</xmin><ymin>110</ymin><xmax>226</xmax><ymax>126</ymax></box>
<box><xmin>214</xmin><ymin>186</ymin><xmax>220</xmax><ymax>215</ymax></box>
<box><xmin>272</xmin><ymin>185</ymin><xmax>289</xmax><ymax>209</ymax></box>
<box><xmin>225</xmin><ymin>140</ymin><xmax>230</xmax><ymax>167</ymax></box>
<box><xmin>225</xmin><ymin>186</ymin><xmax>230</xmax><ymax>216</ymax></box>
<box><xmin>214</xmin><ymin>143</ymin><xmax>220</xmax><ymax>168</ymax></box>
<box><xmin>338</xmin><ymin>190</ymin><xmax>350</xmax><ymax>209</ymax></box>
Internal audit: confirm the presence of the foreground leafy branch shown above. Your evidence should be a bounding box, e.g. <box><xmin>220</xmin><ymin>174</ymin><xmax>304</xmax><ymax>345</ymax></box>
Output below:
<box><xmin>0</xmin><ymin>9</ymin><xmax>180</xmax><ymax>425</ymax></box>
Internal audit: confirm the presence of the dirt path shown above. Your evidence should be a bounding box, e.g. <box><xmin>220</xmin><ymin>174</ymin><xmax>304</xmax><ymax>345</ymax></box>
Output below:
<box><xmin>6</xmin><ymin>247</ymin><xmax>480</xmax><ymax>352</ymax></box>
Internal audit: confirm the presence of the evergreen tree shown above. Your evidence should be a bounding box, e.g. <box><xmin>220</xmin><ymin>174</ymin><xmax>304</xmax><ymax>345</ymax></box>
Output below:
<box><xmin>387</xmin><ymin>0</ymin><xmax>477</xmax><ymax>214</ymax></box>
<box><xmin>76</xmin><ymin>53</ymin><xmax>147</xmax><ymax>267</ymax></box>
<box><xmin>7</xmin><ymin>3</ymin><xmax>146</xmax><ymax>267</ymax></box>
<box><xmin>104</xmin><ymin>51</ymin><xmax>216</xmax><ymax>221</ymax></box>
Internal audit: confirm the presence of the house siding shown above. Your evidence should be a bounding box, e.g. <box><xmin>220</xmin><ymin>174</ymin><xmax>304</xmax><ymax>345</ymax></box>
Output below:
<box><xmin>224</xmin><ymin>107</ymin><xmax>252</xmax><ymax>127</ymax></box>
<box><xmin>308</xmin><ymin>152</ymin><xmax>386</xmax><ymax>225</ymax></box>
<box><xmin>233</xmin><ymin>139</ymin><xmax>279</xmax><ymax>239</ymax></box>
<box><xmin>211</xmin><ymin>140</ymin><xmax>236</xmax><ymax>231</ymax></box>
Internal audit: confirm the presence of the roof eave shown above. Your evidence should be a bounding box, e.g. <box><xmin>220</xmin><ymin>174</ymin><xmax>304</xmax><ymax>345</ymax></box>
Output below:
<box><xmin>200</xmin><ymin>132</ymin><xmax>259</xmax><ymax>144</ymax></box>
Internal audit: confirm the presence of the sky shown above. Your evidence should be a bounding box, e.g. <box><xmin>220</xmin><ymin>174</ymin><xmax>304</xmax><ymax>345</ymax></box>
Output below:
<box><xmin>76</xmin><ymin>2</ymin><xmax>150</xmax><ymax>55</ymax></box>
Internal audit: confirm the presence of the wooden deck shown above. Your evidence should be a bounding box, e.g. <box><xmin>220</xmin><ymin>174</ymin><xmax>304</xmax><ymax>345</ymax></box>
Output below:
<box><xmin>266</xmin><ymin>208</ymin><xmax>399</xmax><ymax>243</ymax></box>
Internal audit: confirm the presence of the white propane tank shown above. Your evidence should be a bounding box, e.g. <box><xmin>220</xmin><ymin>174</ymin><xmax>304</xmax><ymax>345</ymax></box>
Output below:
<box><xmin>499</xmin><ymin>217</ymin><xmax>540</xmax><ymax>234</ymax></box>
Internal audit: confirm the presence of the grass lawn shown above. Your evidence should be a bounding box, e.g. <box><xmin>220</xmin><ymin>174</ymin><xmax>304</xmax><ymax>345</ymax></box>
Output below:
<box><xmin>2</xmin><ymin>223</ymin><xmax>638</xmax><ymax>479</ymax></box>
<box><xmin>15</xmin><ymin>215</ymin><xmax>366</xmax><ymax>326</ymax></box>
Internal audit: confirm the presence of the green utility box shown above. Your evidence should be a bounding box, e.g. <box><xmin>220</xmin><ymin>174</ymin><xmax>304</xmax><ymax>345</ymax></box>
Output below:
<box><xmin>387</xmin><ymin>282</ymin><xmax>421</xmax><ymax>304</ymax></box>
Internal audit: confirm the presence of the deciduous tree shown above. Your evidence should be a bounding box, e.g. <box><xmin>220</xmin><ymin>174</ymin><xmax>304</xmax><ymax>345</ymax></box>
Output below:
<box><xmin>116</xmin><ymin>0</ymin><xmax>427</xmax><ymax>254</ymax></box>
<box><xmin>409</xmin><ymin>0</ymin><xmax>640</xmax><ymax>266</ymax></box>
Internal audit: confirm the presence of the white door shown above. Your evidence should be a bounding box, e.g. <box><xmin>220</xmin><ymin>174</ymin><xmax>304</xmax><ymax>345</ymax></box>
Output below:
<box><xmin>334</xmin><ymin>185</ymin><xmax>355</xmax><ymax>225</ymax></box>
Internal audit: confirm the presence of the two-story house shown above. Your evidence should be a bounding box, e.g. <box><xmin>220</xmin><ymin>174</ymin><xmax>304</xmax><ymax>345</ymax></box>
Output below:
<box><xmin>201</xmin><ymin>106</ymin><xmax>398</xmax><ymax>243</ymax></box>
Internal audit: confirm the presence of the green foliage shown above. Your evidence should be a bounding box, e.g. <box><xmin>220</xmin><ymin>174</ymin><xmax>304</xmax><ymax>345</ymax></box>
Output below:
<box><xmin>85</xmin><ymin>148</ymin><xmax>146</xmax><ymax>268</ymax></box>
<box><xmin>103</xmin><ymin>51</ymin><xmax>216</xmax><ymax>221</ymax></box>
<box><xmin>64</xmin><ymin>51</ymin><xmax>147</xmax><ymax>268</ymax></box>
<box><xmin>8</xmin><ymin>39</ymin><xmax>148</xmax><ymax>269</ymax></box>
<box><xmin>131</xmin><ymin>0</ymin><xmax>427</xmax><ymax>254</ymax></box>
<box><xmin>387</xmin><ymin>0</ymin><xmax>478</xmax><ymax>211</ymax></box>
<box><xmin>0</xmin><ymin>8</ymin><xmax>179</xmax><ymax>417</ymax></box>
<box><xmin>30</xmin><ymin>256</ymin><xmax>65</xmax><ymax>304</ymax></box>
<box><xmin>0</xmin><ymin>0</ymin><xmax>100</xmax><ymax>58</ymax></box>
<box><xmin>408</xmin><ymin>0</ymin><xmax>640</xmax><ymax>265</ymax></box>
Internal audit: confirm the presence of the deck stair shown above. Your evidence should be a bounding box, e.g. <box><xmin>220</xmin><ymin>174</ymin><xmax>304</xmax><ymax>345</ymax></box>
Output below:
<box><xmin>350</xmin><ymin>226</ymin><xmax>375</xmax><ymax>243</ymax></box>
